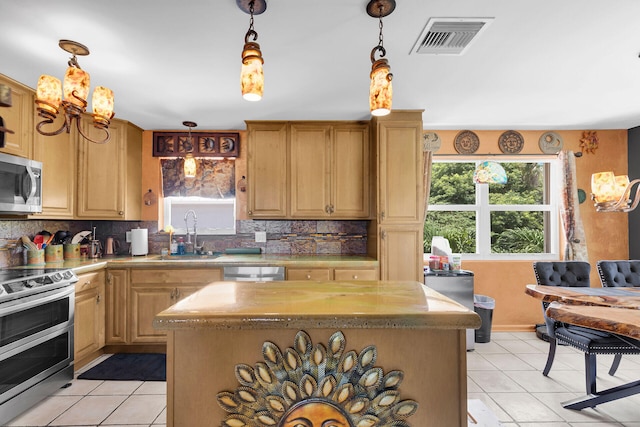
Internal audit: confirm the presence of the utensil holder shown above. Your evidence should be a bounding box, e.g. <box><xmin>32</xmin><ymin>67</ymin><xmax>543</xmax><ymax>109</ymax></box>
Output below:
<box><xmin>27</xmin><ymin>249</ymin><xmax>45</xmax><ymax>266</ymax></box>
<box><xmin>45</xmin><ymin>244</ymin><xmax>63</xmax><ymax>263</ymax></box>
<box><xmin>63</xmin><ymin>243</ymin><xmax>80</xmax><ymax>260</ymax></box>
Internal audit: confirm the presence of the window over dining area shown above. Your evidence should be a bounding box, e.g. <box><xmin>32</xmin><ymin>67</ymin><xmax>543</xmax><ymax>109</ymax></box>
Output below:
<box><xmin>425</xmin><ymin>159</ymin><xmax>560</xmax><ymax>260</ymax></box>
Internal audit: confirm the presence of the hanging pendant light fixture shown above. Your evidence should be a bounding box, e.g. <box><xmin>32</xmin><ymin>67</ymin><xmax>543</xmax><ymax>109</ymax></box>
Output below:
<box><xmin>367</xmin><ymin>0</ymin><xmax>395</xmax><ymax>117</ymax></box>
<box><xmin>183</xmin><ymin>121</ymin><xmax>197</xmax><ymax>178</ymax></box>
<box><xmin>238</xmin><ymin>0</ymin><xmax>266</xmax><ymax>101</ymax></box>
<box><xmin>590</xmin><ymin>171</ymin><xmax>640</xmax><ymax>212</ymax></box>
<box><xmin>35</xmin><ymin>40</ymin><xmax>114</xmax><ymax>144</ymax></box>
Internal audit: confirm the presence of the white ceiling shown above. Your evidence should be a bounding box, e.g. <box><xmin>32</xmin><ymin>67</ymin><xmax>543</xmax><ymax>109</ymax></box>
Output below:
<box><xmin>2</xmin><ymin>1</ymin><xmax>640</xmax><ymax>131</ymax></box>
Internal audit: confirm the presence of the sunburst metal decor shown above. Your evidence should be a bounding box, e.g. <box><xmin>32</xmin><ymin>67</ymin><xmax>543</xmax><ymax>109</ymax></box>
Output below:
<box><xmin>216</xmin><ymin>330</ymin><xmax>419</xmax><ymax>427</ymax></box>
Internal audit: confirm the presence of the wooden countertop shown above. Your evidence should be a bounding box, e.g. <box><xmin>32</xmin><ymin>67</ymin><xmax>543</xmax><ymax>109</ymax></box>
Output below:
<box><xmin>153</xmin><ymin>280</ymin><xmax>481</xmax><ymax>331</ymax></box>
<box><xmin>32</xmin><ymin>254</ymin><xmax>378</xmax><ymax>274</ymax></box>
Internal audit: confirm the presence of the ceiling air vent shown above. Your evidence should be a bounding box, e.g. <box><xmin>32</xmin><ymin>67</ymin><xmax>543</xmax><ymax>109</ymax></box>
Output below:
<box><xmin>412</xmin><ymin>18</ymin><xmax>494</xmax><ymax>55</ymax></box>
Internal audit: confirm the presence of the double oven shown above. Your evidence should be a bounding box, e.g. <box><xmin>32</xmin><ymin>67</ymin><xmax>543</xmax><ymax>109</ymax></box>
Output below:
<box><xmin>0</xmin><ymin>268</ymin><xmax>77</xmax><ymax>424</ymax></box>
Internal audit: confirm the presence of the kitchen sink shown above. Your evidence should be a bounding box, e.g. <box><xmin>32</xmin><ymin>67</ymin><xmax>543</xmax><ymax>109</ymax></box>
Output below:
<box><xmin>154</xmin><ymin>253</ymin><xmax>221</xmax><ymax>261</ymax></box>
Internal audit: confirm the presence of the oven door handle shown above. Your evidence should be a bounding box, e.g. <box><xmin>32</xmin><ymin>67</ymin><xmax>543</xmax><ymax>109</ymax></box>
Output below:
<box><xmin>1</xmin><ymin>285</ymin><xmax>74</xmax><ymax>316</ymax></box>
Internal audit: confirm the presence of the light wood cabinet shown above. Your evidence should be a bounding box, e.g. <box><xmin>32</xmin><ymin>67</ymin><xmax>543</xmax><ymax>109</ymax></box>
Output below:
<box><xmin>74</xmin><ymin>271</ymin><xmax>106</xmax><ymax>363</ymax></box>
<box><xmin>286</xmin><ymin>267</ymin><xmax>377</xmax><ymax>281</ymax></box>
<box><xmin>373</xmin><ymin>111</ymin><xmax>424</xmax><ymax>282</ymax></box>
<box><xmin>76</xmin><ymin>118</ymin><xmax>142</xmax><ymax>220</ymax></box>
<box><xmin>290</xmin><ymin>123</ymin><xmax>370</xmax><ymax>218</ymax></box>
<box><xmin>106</xmin><ymin>269</ymin><xmax>129</xmax><ymax>345</ymax></box>
<box><xmin>129</xmin><ymin>268</ymin><xmax>222</xmax><ymax>343</ymax></box>
<box><xmin>246</xmin><ymin>121</ymin><xmax>288</xmax><ymax>218</ymax></box>
<box><xmin>0</xmin><ymin>74</ymin><xmax>33</xmax><ymax>159</ymax></box>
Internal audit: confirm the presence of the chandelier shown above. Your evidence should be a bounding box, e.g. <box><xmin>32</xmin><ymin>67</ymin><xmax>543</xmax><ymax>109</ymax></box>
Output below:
<box><xmin>183</xmin><ymin>121</ymin><xmax>197</xmax><ymax>178</ymax></box>
<box><xmin>238</xmin><ymin>0</ymin><xmax>266</xmax><ymax>101</ymax></box>
<box><xmin>367</xmin><ymin>0</ymin><xmax>395</xmax><ymax>116</ymax></box>
<box><xmin>35</xmin><ymin>40</ymin><xmax>114</xmax><ymax>144</ymax></box>
<box><xmin>591</xmin><ymin>171</ymin><xmax>640</xmax><ymax>212</ymax></box>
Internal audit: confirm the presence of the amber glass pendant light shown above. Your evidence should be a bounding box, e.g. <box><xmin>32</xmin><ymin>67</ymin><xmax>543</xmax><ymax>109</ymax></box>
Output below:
<box><xmin>367</xmin><ymin>0</ymin><xmax>395</xmax><ymax>116</ymax></box>
<box><xmin>238</xmin><ymin>0</ymin><xmax>267</xmax><ymax>101</ymax></box>
<box><xmin>183</xmin><ymin>121</ymin><xmax>198</xmax><ymax>178</ymax></box>
<box><xmin>35</xmin><ymin>40</ymin><xmax>114</xmax><ymax>144</ymax></box>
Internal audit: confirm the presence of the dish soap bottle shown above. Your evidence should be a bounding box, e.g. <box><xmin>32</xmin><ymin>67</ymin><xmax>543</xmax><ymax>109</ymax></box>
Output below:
<box><xmin>170</xmin><ymin>239</ymin><xmax>178</xmax><ymax>255</ymax></box>
<box><xmin>177</xmin><ymin>238</ymin><xmax>185</xmax><ymax>255</ymax></box>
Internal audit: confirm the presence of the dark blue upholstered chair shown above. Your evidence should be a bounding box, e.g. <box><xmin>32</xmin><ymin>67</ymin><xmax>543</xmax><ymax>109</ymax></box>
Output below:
<box><xmin>533</xmin><ymin>261</ymin><xmax>640</xmax><ymax>395</ymax></box>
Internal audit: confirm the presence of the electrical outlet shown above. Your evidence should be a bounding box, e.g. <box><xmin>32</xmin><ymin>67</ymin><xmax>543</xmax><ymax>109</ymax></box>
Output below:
<box><xmin>255</xmin><ymin>231</ymin><xmax>267</xmax><ymax>243</ymax></box>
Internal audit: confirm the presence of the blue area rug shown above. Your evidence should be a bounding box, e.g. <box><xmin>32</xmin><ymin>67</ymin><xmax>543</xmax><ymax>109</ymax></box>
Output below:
<box><xmin>78</xmin><ymin>353</ymin><xmax>166</xmax><ymax>381</ymax></box>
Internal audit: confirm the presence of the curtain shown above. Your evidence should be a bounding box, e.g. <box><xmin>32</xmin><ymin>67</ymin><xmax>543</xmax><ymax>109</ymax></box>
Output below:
<box><xmin>558</xmin><ymin>150</ymin><xmax>588</xmax><ymax>261</ymax></box>
<box><xmin>422</xmin><ymin>143</ymin><xmax>434</xmax><ymax>222</ymax></box>
<box><xmin>160</xmin><ymin>158</ymin><xmax>235</xmax><ymax>198</ymax></box>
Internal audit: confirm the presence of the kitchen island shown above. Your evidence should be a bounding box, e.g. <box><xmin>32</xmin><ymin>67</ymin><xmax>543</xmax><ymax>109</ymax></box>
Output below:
<box><xmin>154</xmin><ymin>280</ymin><xmax>480</xmax><ymax>427</ymax></box>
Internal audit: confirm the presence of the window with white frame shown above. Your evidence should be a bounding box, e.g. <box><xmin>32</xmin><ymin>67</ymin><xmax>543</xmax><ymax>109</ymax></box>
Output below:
<box><xmin>425</xmin><ymin>158</ymin><xmax>559</xmax><ymax>260</ymax></box>
<box><xmin>164</xmin><ymin>197</ymin><xmax>236</xmax><ymax>235</ymax></box>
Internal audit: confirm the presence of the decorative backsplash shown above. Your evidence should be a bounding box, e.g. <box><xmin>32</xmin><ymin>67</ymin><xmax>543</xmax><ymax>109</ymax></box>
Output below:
<box><xmin>0</xmin><ymin>219</ymin><xmax>368</xmax><ymax>268</ymax></box>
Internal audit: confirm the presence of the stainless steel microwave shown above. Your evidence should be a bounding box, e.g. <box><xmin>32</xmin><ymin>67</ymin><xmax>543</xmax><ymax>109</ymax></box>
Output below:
<box><xmin>0</xmin><ymin>152</ymin><xmax>42</xmax><ymax>214</ymax></box>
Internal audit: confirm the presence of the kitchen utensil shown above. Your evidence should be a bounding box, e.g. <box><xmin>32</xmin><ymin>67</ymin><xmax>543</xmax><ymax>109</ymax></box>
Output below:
<box><xmin>53</xmin><ymin>230</ymin><xmax>70</xmax><ymax>245</ymax></box>
<box><xmin>71</xmin><ymin>231</ymin><xmax>92</xmax><ymax>244</ymax></box>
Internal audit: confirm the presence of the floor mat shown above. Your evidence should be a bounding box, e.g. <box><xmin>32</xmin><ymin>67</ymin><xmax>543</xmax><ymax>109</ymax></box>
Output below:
<box><xmin>78</xmin><ymin>353</ymin><xmax>166</xmax><ymax>381</ymax></box>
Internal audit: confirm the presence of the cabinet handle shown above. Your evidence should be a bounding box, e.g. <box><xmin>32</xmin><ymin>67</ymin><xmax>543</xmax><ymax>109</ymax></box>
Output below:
<box><xmin>329</xmin><ymin>205</ymin><xmax>335</xmax><ymax>214</ymax></box>
<box><xmin>353</xmin><ymin>275</ymin><xmax>358</xmax><ymax>279</ymax></box>
<box><xmin>175</xmin><ymin>289</ymin><xmax>181</xmax><ymax>299</ymax></box>
<box><xmin>96</xmin><ymin>294</ymin><xmax>101</xmax><ymax>304</ymax></box>
<box><xmin>306</xmin><ymin>274</ymin><xmax>311</xmax><ymax>279</ymax></box>
<box><xmin>325</xmin><ymin>205</ymin><xmax>331</xmax><ymax>214</ymax></box>
<box><xmin>107</xmin><ymin>273</ymin><xmax>112</xmax><ymax>285</ymax></box>
<box><xmin>248</xmin><ymin>210</ymin><xmax>253</xmax><ymax>216</ymax></box>
<box><xmin>170</xmin><ymin>289</ymin><xmax>175</xmax><ymax>299</ymax></box>
<box><xmin>381</xmin><ymin>231</ymin><xmax>387</xmax><ymax>239</ymax></box>
<box><xmin>380</xmin><ymin>211</ymin><xmax>385</xmax><ymax>221</ymax></box>
<box><xmin>118</xmin><ymin>211</ymin><xmax>124</xmax><ymax>216</ymax></box>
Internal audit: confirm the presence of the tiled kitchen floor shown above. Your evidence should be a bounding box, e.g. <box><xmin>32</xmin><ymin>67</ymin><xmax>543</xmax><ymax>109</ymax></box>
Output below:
<box><xmin>7</xmin><ymin>331</ymin><xmax>640</xmax><ymax>426</ymax></box>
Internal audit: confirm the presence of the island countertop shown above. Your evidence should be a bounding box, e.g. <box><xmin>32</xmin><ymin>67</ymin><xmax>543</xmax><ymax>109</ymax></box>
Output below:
<box><xmin>154</xmin><ymin>280</ymin><xmax>481</xmax><ymax>331</ymax></box>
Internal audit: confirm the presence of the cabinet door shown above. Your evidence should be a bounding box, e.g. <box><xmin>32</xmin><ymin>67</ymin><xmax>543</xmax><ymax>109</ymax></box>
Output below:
<box><xmin>290</xmin><ymin>124</ymin><xmax>331</xmax><ymax>218</ymax></box>
<box><xmin>0</xmin><ymin>75</ymin><xmax>33</xmax><ymax>158</ymax></box>
<box><xmin>106</xmin><ymin>269</ymin><xmax>129</xmax><ymax>345</ymax></box>
<box><xmin>332</xmin><ymin>125</ymin><xmax>370</xmax><ymax>218</ymax></box>
<box><xmin>130</xmin><ymin>285</ymin><xmax>173</xmax><ymax>343</ymax></box>
<box><xmin>287</xmin><ymin>268</ymin><xmax>332</xmax><ymax>281</ymax></box>
<box><xmin>74</xmin><ymin>278</ymin><xmax>105</xmax><ymax>362</ymax></box>
<box><xmin>378</xmin><ymin>121</ymin><xmax>422</xmax><ymax>224</ymax></box>
<box><xmin>76</xmin><ymin>119</ymin><xmax>126</xmax><ymax>219</ymax></box>
<box><xmin>247</xmin><ymin>122</ymin><xmax>288</xmax><ymax>218</ymax></box>
<box><xmin>32</xmin><ymin>131</ymin><xmax>76</xmax><ymax>218</ymax></box>
<box><xmin>380</xmin><ymin>226</ymin><xmax>423</xmax><ymax>281</ymax></box>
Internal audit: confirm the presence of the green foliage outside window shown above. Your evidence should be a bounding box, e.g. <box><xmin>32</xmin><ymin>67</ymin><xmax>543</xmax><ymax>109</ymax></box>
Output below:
<box><xmin>425</xmin><ymin>161</ymin><xmax>546</xmax><ymax>255</ymax></box>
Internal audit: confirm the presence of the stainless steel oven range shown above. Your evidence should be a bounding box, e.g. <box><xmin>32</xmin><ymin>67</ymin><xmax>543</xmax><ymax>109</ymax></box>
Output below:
<box><xmin>0</xmin><ymin>268</ymin><xmax>77</xmax><ymax>425</ymax></box>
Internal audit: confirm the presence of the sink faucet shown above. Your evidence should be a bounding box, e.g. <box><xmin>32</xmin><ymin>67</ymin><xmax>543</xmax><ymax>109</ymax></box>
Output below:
<box><xmin>184</xmin><ymin>210</ymin><xmax>198</xmax><ymax>252</ymax></box>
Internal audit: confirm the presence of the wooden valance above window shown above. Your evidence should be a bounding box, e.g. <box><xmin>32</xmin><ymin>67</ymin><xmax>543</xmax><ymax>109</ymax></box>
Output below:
<box><xmin>153</xmin><ymin>132</ymin><xmax>239</xmax><ymax>157</ymax></box>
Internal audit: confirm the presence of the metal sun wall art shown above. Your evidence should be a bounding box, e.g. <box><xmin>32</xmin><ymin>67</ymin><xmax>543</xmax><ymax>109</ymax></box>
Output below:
<box><xmin>217</xmin><ymin>330</ymin><xmax>418</xmax><ymax>427</ymax></box>
<box><xmin>579</xmin><ymin>130</ymin><xmax>599</xmax><ymax>155</ymax></box>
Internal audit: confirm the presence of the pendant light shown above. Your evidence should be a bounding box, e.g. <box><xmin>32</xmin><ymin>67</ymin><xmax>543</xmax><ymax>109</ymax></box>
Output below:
<box><xmin>367</xmin><ymin>0</ymin><xmax>395</xmax><ymax>116</ymax></box>
<box><xmin>238</xmin><ymin>0</ymin><xmax>266</xmax><ymax>101</ymax></box>
<box><xmin>35</xmin><ymin>40</ymin><xmax>114</xmax><ymax>144</ymax></box>
<box><xmin>183</xmin><ymin>121</ymin><xmax>197</xmax><ymax>178</ymax></box>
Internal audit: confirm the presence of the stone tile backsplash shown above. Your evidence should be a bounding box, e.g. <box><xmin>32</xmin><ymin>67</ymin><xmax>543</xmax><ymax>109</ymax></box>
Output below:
<box><xmin>0</xmin><ymin>219</ymin><xmax>368</xmax><ymax>268</ymax></box>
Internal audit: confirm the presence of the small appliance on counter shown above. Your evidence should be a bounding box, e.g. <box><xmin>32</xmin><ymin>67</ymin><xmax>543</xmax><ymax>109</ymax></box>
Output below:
<box><xmin>103</xmin><ymin>236</ymin><xmax>119</xmax><ymax>256</ymax></box>
<box><xmin>129</xmin><ymin>227</ymin><xmax>148</xmax><ymax>256</ymax></box>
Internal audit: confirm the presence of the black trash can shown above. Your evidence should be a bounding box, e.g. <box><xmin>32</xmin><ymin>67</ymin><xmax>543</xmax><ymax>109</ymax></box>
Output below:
<box><xmin>474</xmin><ymin>295</ymin><xmax>495</xmax><ymax>343</ymax></box>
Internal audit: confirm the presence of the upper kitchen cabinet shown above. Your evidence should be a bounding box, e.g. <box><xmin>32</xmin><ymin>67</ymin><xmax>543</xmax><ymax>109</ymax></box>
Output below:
<box><xmin>290</xmin><ymin>122</ymin><xmax>370</xmax><ymax>219</ymax></box>
<box><xmin>375</xmin><ymin>114</ymin><xmax>423</xmax><ymax>224</ymax></box>
<box><xmin>246</xmin><ymin>121</ymin><xmax>288</xmax><ymax>218</ymax></box>
<box><xmin>0</xmin><ymin>75</ymin><xmax>34</xmax><ymax>159</ymax></box>
<box><xmin>76</xmin><ymin>118</ymin><xmax>143</xmax><ymax>220</ymax></box>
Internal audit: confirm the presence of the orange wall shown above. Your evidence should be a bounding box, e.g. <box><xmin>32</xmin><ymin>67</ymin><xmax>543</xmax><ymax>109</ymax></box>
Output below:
<box><xmin>432</xmin><ymin>129</ymin><xmax>629</xmax><ymax>330</ymax></box>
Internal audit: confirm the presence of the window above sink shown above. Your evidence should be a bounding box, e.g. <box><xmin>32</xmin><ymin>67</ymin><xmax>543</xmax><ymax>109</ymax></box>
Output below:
<box><xmin>163</xmin><ymin>197</ymin><xmax>236</xmax><ymax>235</ymax></box>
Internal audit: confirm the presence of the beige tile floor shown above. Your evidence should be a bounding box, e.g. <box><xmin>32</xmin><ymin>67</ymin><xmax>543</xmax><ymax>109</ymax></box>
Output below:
<box><xmin>6</xmin><ymin>331</ymin><xmax>640</xmax><ymax>426</ymax></box>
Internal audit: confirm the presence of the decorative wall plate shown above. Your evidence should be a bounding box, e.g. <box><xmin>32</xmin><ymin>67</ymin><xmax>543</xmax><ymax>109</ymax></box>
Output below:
<box><xmin>454</xmin><ymin>130</ymin><xmax>480</xmax><ymax>154</ymax></box>
<box><xmin>422</xmin><ymin>131</ymin><xmax>441</xmax><ymax>152</ymax></box>
<box><xmin>498</xmin><ymin>130</ymin><xmax>524</xmax><ymax>154</ymax></box>
<box><xmin>538</xmin><ymin>131</ymin><xmax>563</xmax><ymax>154</ymax></box>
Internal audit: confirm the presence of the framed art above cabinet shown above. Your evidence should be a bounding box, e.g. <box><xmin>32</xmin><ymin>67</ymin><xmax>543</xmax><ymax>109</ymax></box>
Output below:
<box><xmin>153</xmin><ymin>132</ymin><xmax>239</xmax><ymax>157</ymax></box>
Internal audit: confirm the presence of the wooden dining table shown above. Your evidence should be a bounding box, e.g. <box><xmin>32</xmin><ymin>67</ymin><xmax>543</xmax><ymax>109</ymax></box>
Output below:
<box><xmin>526</xmin><ymin>284</ymin><xmax>640</xmax><ymax>410</ymax></box>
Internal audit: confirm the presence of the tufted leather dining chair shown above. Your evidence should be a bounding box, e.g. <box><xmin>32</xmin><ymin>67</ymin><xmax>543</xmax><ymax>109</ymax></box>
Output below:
<box><xmin>533</xmin><ymin>261</ymin><xmax>640</xmax><ymax>394</ymax></box>
<box><xmin>597</xmin><ymin>260</ymin><xmax>640</xmax><ymax>374</ymax></box>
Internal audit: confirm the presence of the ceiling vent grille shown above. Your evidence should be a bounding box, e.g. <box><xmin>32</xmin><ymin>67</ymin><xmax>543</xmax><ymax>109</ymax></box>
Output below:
<box><xmin>412</xmin><ymin>18</ymin><xmax>494</xmax><ymax>55</ymax></box>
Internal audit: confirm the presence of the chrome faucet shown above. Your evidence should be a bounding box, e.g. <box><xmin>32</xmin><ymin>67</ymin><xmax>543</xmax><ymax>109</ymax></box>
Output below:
<box><xmin>184</xmin><ymin>210</ymin><xmax>198</xmax><ymax>252</ymax></box>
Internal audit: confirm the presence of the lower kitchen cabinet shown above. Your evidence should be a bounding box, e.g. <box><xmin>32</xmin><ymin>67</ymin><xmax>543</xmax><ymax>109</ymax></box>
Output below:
<box><xmin>129</xmin><ymin>268</ymin><xmax>222</xmax><ymax>343</ymax></box>
<box><xmin>106</xmin><ymin>269</ymin><xmax>129</xmax><ymax>345</ymax></box>
<box><xmin>74</xmin><ymin>271</ymin><xmax>106</xmax><ymax>364</ymax></box>
<box><xmin>286</xmin><ymin>267</ymin><xmax>377</xmax><ymax>281</ymax></box>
